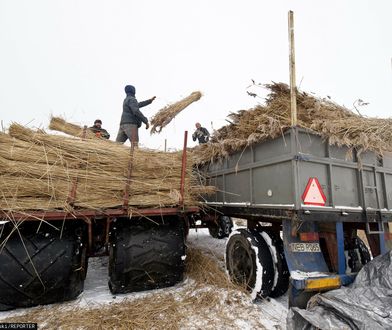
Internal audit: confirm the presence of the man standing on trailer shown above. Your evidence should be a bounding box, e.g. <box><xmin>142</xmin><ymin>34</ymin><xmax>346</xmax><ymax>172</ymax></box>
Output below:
<box><xmin>192</xmin><ymin>122</ymin><xmax>210</xmax><ymax>144</ymax></box>
<box><xmin>116</xmin><ymin>84</ymin><xmax>156</xmax><ymax>145</ymax></box>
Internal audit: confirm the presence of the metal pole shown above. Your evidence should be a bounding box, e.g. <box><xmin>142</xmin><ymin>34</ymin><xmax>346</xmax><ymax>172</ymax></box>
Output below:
<box><xmin>179</xmin><ymin>131</ymin><xmax>188</xmax><ymax>207</ymax></box>
<box><xmin>164</xmin><ymin>139</ymin><xmax>167</xmax><ymax>152</ymax></box>
<box><xmin>67</xmin><ymin>125</ymin><xmax>88</xmax><ymax>205</ymax></box>
<box><xmin>288</xmin><ymin>10</ymin><xmax>297</xmax><ymax>126</ymax></box>
<box><xmin>122</xmin><ymin>142</ymin><xmax>135</xmax><ymax>209</ymax></box>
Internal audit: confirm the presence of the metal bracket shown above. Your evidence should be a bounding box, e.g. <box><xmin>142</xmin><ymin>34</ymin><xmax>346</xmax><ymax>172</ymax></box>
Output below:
<box><xmin>291</xmin><ymin>213</ymin><xmax>302</xmax><ymax>237</ymax></box>
<box><xmin>294</xmin><ymin>154</ymin><xmax>310</xmax><ymax>161</ymax></box>
<box><xmin>365</xmin><ymin>220</ymin><xmax>385</xmax><ymax>235</ymax></box>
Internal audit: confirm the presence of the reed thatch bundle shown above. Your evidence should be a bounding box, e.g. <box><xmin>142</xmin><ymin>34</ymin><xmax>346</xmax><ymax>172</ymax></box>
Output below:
<box><xmin>194</xmin><ymin>82</ymin><xmax>392</xmax><ymax>163</ymax></box>
<box><xmin>150</xmin><ymin>91</ymin><xmax>202</xmax><ymax>134</ymax></box>
<box><xmin>0</xmin><ymin>123</ymin><xmax>211</xmax><ymax>212</ymax></box>
<box><xmin>49</xmin><ymin>116</ymin><xmax>99</xmax><ymax>139</ymax></box>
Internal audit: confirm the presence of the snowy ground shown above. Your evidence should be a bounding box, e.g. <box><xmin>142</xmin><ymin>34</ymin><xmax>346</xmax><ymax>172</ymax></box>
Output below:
<box><xmin>188</xmin><ymin>228</ymin><xmax>289</xmax><ymax>328</ymax></box>
<box><xmin>0</xmin><ymin>228</ymin><xmax>288</xmax><ymax>329</ymax></box>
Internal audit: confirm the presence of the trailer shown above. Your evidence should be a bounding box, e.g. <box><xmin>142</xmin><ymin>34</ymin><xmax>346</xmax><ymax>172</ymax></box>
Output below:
<box><xmin>200</xmin><ymin>127</ymin><xmax>392</xmax><ymax>307</ymax></box>
<box><xmin>0</xmin><ymin>133</ymin><xmax>199</xmax><ymax>311</ymax></box>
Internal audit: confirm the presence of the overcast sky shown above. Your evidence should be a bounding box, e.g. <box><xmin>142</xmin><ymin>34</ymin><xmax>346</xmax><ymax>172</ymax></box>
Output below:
<box><xmin>1</xmin><ymin>0</ymin><xmax>391</xmax><ymax>149</ymax></box>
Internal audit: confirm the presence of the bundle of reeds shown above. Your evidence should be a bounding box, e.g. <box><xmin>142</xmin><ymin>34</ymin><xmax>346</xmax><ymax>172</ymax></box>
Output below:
<box><xmin>49</xmin><ymin>116</ymin><xmax>98</xmax><ymax>139</ymax></box>
<box><xmin>0</xmin><ymin>123</ymin><xmax>211</xmax><ymax>212</ymax></box>
<box><xmin>194</xmin><ymin>82</ymin><xmax>392</xmax><ymax>163</ymax></box>
<box><xmin>150</xmin><ymin>91</ymin><xmax>202</xmax><ymax>134</ymax></box>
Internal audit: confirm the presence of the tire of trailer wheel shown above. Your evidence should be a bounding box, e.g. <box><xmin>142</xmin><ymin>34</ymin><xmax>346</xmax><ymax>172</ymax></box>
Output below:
<box><xmin>257</xmin><ymin>230</ymin><xmax>289</xmax><ymax>298</ymax></box>
<box><xmin>345</xmin><ymin>236</ymin><xmax>371</xmax><ymax>273</ymax></box>
<box><xmin>108</xmin><ymin>217</ymin><xmax>186</xmax><ymax>294</ymax></box>
<box><xmin>208</xmin><ymin>216</ymin><xmax>233</xmax><ymax>239</ymax></box>
<box><xmin>0</xmin><ymin>221</ymin><xmax>87</xmax><ymax>311</ymax></box>
<box><xmin>225</xmin><ymin>228</ymin><xmax>274</xmax><ymax>299</ymax></box>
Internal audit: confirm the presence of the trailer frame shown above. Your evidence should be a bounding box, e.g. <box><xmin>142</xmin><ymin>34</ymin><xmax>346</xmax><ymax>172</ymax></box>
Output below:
<box><xmin>201</xmin><ymin>127</ymin><xmax>392</xmax><ymax>306</ymax></box>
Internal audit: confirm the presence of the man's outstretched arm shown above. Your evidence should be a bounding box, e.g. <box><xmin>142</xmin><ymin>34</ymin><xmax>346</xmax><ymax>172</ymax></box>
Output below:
<box><xmin>139</xmin><ymin>96</ymin><xmax>156</xmax><ymax>108</ymax></box>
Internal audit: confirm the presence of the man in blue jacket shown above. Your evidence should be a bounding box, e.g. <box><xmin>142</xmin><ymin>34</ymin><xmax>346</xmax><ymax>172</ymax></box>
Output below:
<box><xmin>116</xmin><ymin>84</ymin><xmax>156</xmax><ymax>145</ymax></box>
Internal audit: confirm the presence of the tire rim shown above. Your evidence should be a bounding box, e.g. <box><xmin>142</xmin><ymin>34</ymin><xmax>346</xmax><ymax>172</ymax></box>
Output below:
<box><xmin>229</xmin><ymin>240</ymin><xmax>254</xmax><ymax>287</ymax></box>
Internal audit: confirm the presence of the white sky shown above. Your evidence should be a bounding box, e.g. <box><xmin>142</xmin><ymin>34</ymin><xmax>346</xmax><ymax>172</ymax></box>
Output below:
<box><xmin>1</xmin><ymin>0</ymin><xmax>391</xmax><ymax>150</ymax></box>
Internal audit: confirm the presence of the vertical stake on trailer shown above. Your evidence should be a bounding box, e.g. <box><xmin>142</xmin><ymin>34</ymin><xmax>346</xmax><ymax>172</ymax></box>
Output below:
<box><xmin>123</xmin><ymin>138</ymin><xmax>136</xmax><ymax>210</ymax></box>
<box><xmin>288</xmin><ymin>10</ymin><xmax>297</xmax><ymax>127</ymax></box>
<box><xmin>179</xmin><ymin>131</ymin><xmax>188</xmax><ymax>207</ymax></box>
<box><xmin>67</xmin><ymin>125</ymin><xmax>88</xmax><ymax>205</ymax></box>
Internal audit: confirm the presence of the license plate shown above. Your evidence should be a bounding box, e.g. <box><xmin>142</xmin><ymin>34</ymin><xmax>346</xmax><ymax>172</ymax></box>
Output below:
<box><xmin>290</xmin><ymin>243</ymin><xmax>321</xmax><ymax>252</ymax></box>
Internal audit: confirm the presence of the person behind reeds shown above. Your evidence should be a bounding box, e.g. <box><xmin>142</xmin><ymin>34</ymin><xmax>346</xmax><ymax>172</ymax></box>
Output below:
<box><xmin>89</xmin><ymin>119</ymin><xmax>110</xmax><ymax>139</ymax></box>
<box><xmin>116</xmin><ymin>84</ymin><xmax>156</xmax><ymax>146</ymax></box>
<box><xmin>192</xmin><ymin>122</ymin><xmax>210</xmax><ymax>144</ymax></box>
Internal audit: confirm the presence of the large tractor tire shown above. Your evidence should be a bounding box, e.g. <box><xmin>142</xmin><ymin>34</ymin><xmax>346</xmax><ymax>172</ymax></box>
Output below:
<box><xmin>0</xmin><ymin>221</ymin><xmax>87</xmax><ymax>311</ymax></box>
<box><xmin>108</xmin><ymin>217</ymin><xmax>185</xmax><ymax>294</ymax></box>
<box><xmin>209</xmin><ymin>215</ymin><xmax>233</xmax><ymax>239</ymax></box>
<box><xmin>225</xmin><ymin>228</ymin><xmax>274</xmax><ymax>299</ymax></box>
<box><xmin>258</xmin><ymin>230</ymin><xmax>289</xmax><ymax>298</ymax></box>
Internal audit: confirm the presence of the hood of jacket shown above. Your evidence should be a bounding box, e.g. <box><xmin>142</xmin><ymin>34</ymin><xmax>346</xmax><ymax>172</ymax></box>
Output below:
<box><xmin>124</xmin><ymin>85</ymin><xmax>136</xmax><ymax>96</ymax></box>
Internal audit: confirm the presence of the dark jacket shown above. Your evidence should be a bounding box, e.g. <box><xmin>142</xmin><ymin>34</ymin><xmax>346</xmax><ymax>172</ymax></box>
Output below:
<box><xmin>192</xmin><ymin>127</ymin><xmax>210</xmax><ymax>144</ymax></box>
<box><xmin>120</xmin><ymin>95</ymin><xmax>153</xmax><ymax>127</ymax></box>
<box><xmin>138</xmin><ymin>99</ymin><xmax>153</xmax><ymax>108</ymax></box>
<box><xmin>89</xmin><ymin>126</ymin><xmax>110</xmax><ymax>139</ymax></box>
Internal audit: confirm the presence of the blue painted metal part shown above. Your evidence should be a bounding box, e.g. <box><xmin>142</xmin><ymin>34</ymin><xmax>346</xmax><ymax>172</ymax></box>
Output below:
<box><xmin>282</xmin><ymin>219</ymin><xmax>329</xmax><ymax>273</ymax></box>
<box><xmin>283</xmin><ymin>219</ymin><xmax>360</xmax><ymax>293</ymax></box>
<box><xmin>291</xmin><ymin>279</ymin><xmax>306</xmax><ymax>290</ymax></box>
<box><xmin>340</xmin><ymin>274</ymin><xmax>356</xmax><ymax>286</ymax></box>
<box><xmin>379</xmin><ymin>222</ymin><xmax>387</xmax><ymax>255</ymax></box>
<box><xmin>336</xmin><ymin>222</ymin><xmax>346</xmax><ymax>275</ymax></box>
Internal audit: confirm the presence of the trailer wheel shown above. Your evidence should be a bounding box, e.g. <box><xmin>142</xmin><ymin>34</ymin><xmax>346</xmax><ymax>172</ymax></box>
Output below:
<box><xmin>108</xmin><ymin>217</ymin><xmax>185</xmax><ymax>294</ymax></box>
<box><xmin>0</xmin><ymin>221</ymin><xmax>87</xmax><ymax>310</ymax></box>
<box><xmin>226</xmin><ymin>228</ymin><xmax>274</xmax><ymax>298</ymax></box>
<box><xmin>209</xmin><ymin>216</ymin><xmax>233</xmax><ymax>239</ymax></box>
<box><xmin>258</xmin><ymin>231</ymin><xmax>289</xmax><ymax>298</ymax></box>
<box><xmin>345</xmin><ymin>236</ymin><xmax>371</xmax><ymax>273</ymax></box>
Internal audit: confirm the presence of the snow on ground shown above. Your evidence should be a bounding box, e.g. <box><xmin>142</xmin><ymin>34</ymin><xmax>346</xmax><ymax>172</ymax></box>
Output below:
<box><xmin>189</xmin><ymin>228</ymin><xmax>288</xmax><ymax>328</ymax></box>
<box><xmin>0</xmin><ymin>228</ymin><xmax>288</xmax><ymax>329</ymax></box>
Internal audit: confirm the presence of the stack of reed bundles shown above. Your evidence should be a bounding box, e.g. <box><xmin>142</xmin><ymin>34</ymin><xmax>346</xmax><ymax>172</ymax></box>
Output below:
<box><xmin>0</xmin><ymin>123</ymin><xmax>209</xmax><ymax>212</ymax></box>
<box><xmin>193</xmin><ymin>82</ymin><xmax>392</xmax><ymax>163</ymax></box>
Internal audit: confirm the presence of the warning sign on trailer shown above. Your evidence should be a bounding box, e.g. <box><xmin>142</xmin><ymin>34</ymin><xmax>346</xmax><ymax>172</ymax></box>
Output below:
<box><xmin>302</xmin><ymin>177</ymin><xmax>327</xmax><ymax>206</ymax></box>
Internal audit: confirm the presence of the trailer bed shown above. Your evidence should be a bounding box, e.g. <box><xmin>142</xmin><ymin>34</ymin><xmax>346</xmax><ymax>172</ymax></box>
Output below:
<box><xmin>203</xmin><ymin>127</ymin><xmax>392</xmax><ymax>225</ymax></box>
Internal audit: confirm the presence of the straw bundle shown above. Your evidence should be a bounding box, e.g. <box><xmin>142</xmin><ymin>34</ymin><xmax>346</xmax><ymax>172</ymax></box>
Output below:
<box><xmin>0</xmin><ymin>123</ymin><xmax>212</xmax><ymax>212</ymax></box>
<box><xmin>194</xmin><ymin>82</ymin><xmax>392</xmax><ymax>163</ymax></box>
<box><xmin>150</xmin><ymin>91</ymin><xmax>202</xmax><ymax>134</ymax></box>
<box><xmin>49</xmin><ymin>116</ymin><xmax>98</xmax><ymax>139</ymax></box>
